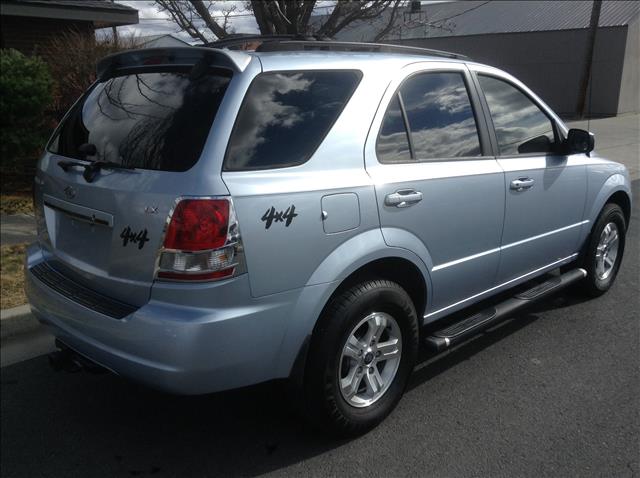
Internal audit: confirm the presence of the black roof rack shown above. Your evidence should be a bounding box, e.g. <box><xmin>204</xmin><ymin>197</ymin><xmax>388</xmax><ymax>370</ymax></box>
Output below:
<box><xmin>204</xmin><ymin>36</ymin><xmax>468</xmax><ymax>60</ymax></box>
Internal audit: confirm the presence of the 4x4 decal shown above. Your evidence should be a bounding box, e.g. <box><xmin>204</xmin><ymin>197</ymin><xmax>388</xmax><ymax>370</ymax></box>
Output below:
<box><xmin>120</xmin><ymin>226</ymin><xmax>150</xmax><ymax>250</ymax></box>
<box><xmin>261</xmin><ymin>205</ymin><xmax>298</xmax><ymax>229</ymax></box>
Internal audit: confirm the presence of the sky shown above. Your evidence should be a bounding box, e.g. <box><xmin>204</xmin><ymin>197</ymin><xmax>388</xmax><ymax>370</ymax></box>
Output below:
<box><xmin>97</xmin><ymin>1</ymin><xmax>451</xmax><ymax>44</ymax></box>
<box><xmin>98</xmin><ymin>1</ymin><xmax>330</xmax><ymax>43</ymax></box>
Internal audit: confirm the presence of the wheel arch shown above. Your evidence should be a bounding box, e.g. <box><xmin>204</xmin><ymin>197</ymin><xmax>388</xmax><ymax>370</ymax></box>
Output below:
<box><xmin>278</xmin><ymin>229</ymin><xmax>432</xmax><ymax>381</ymax></box>
<box><xmin>580</xmin><ymin>173</ymin><xmax>632</xmax><ymax>249</ymax></box>
<box><xmin>607</xmin><ymin>190</ymin><xmax>631</xmax><ymax>228</ymax></box>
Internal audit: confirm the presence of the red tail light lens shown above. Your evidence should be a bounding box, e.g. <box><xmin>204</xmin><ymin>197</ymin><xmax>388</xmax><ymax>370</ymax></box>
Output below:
<box><xmin>157</xmin><ymin>197</ymin><xmax>244</xmax><ymax>282</ymax></box>
<box><xmin>163</xmin><ymin>199</ymin><xmax>229</xmax><ymax>251</ymax></box>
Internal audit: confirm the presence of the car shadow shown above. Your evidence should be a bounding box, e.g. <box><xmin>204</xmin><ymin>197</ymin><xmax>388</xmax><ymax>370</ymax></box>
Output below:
<box><xmin>1</xmin><ymin>309</ymin><xmax>558</xmax><ymax>478</ymax></box>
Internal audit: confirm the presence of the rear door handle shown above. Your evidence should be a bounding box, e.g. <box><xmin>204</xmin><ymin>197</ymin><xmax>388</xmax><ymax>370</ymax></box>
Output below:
<box><xmin>510</xmin><ymin>178</ymin><xmax>535</xmax><ymax>191</ymax></box>
<box><xmin>385</xmin><ymin>189</ymin><xmax>423</xmax><ymax>208</ymax></box>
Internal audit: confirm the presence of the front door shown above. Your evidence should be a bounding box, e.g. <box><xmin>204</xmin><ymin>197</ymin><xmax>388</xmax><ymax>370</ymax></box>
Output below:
<box><xmin>365</xmin><ymin>63</ymin><xmax>505</xmax><ymax>317</ymax></box>
<box><xmin>474</xmin><ymin>71</ymin><xmax>587</xmax><ymax>283</ymax></box>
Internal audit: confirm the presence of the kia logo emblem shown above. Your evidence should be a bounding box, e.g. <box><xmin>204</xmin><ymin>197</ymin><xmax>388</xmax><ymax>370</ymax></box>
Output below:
<box><xmin>64</xmin><ymin>186</ymin><xmax>76</xmax><ymax>199</ymax></box>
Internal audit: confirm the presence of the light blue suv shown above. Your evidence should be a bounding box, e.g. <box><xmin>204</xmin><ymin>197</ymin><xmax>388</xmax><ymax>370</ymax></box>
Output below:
<box><xmin>26</xmin><ymin>40</ymin><xmax>631</xmax><ymax>435</ymax></box>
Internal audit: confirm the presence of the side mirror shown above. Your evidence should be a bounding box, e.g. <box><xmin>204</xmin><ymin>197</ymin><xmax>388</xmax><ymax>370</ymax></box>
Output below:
<box><xmin>565</xmin><ymin>129</ymin><xmax>594</xmax><ymax>155</ymax></box>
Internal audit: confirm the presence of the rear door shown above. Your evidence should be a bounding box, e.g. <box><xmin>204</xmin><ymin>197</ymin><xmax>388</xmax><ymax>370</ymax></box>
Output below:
<box><xmin>36</xmin><ymin>61</ymin><xmax>235</xmax><ymax>306</ymax></box>
<box><xmin>365</xmin><ymin>62</ymin><xmax>505</xmax><ymax>316</ymax></box>
<box><xmin>472</xmin><ymin>69</ymin><xmax>587</xmax><ymax>283</ymax></box>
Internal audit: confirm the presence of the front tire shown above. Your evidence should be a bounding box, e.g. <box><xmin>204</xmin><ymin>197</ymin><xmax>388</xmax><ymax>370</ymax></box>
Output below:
<box><xmin>303</xmin><ymin>279</ymin><xmax>419</xmax><ymax>436</ymax></box>
<box><xmin>580</xmin><ymin>203</ymin><xmax>626</xmax><ymax>297</ymax></box>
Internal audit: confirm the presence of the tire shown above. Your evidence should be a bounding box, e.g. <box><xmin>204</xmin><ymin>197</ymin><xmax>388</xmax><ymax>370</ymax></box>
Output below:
<box><xmin>579</xmin><ymin>203</ymin><xmax>626</xmax><ymax>297</ymax></box>
<box><xmin>303</xmin><ymin>279</ymin><xmax>419</xmax><ymax>436</ymax></box>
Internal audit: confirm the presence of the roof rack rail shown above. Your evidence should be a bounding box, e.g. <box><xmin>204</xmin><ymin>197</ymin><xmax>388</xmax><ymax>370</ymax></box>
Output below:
<box><xmin>204</xmin><ymin>35</ymin><xmax>468</xmax><ymax>60</ymax></box>
<box><xmin>204</xmin><ymin>34</ymin><xmax>325</xmax><ymax>50</ymax></box>
<box><xmin>255</xmin><ymin>40</ymin><xmax>468</xmax><ymax>60</ymax></box>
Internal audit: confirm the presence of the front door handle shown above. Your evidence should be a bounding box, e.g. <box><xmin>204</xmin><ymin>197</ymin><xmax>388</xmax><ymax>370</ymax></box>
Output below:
<box><xmin>510</xmin><ymin>177</ymin><xmax>535</xmax><ymax>191</ymax></box>
<box><xmin>385</xmin><ymin>189</ymin><xmax>423</xmax><ymax>208</ymax></box>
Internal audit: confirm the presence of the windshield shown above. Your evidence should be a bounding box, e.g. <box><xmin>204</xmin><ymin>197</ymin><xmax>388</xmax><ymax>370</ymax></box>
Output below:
<box><xmin>48</xmin><ymin>69</ymin><xmax>231</xmax><ymax>172</ymax></box>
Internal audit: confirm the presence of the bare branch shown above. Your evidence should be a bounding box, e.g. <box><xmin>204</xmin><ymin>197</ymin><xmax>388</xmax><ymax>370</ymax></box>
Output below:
<box><xmin>191</xmin><ymin>0</ymin><xmax>229</xmax><ymax>39</ymax></box>
<box><xmin>374</xmin><ymin>0</ymin><xmax>403</xmax><ymax>41</ymax></box>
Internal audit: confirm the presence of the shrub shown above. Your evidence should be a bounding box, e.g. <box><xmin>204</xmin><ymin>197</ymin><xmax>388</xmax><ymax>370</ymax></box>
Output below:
<box><xmin>0</xmin><ymin>49</ymin><xmax>53</xmax><ymax>165</ymax></box>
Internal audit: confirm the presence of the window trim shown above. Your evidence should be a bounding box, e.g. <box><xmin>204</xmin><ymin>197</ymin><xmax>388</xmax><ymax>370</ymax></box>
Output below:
<box><xmin>475</xmin><ymin>73</ymin><xmax>564</xmax><ymax>158</ymax></box>
<box><xmin>222</xmin><ymin>69</ymin><xmax>363</xmax><ymax>172</ymax></box>
<box><xmin>375</xmin><ymin>68</ymin><xmax>490</xmax><ymax>165</ymax></box>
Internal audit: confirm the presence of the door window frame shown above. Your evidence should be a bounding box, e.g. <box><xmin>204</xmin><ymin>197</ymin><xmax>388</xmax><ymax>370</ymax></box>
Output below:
<box><xmin>372</xmin><ymin>63</ymin><xmax>495</xmax><ymax>165</ymax></box>
<box><xmin>469</xmin><ymin>67</ymin><xmax>568</xmax><ymax>158</ymax></box>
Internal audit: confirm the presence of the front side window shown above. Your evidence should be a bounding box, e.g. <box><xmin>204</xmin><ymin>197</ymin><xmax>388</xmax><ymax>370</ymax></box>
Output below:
<box><xmin>49</xmin><ymin>70</ymin><xmax>231</xmax><ymax>171</ymax></box>
<box><xmin>376</xmin><ymin>71</ymin><xmax>482</xmax><ymax>163</ymax></box>
<box><xmin>224</xmin><ymin>70</ymin><xmax>362</xmax><ymax>171</ymax></box>
<box><xmin>478</xmin><ymin>75</ymin><xmax>556</xmax><ymax>156</ymax></box>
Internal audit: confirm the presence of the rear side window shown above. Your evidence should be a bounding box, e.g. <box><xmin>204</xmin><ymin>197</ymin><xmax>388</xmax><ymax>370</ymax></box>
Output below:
<box><xmin>224</xmin><ymin>70</ymin><xmax>362</xmax><ymax>171</ymax></box>
<box><xmin>377</xmin><ymin>71</ymin><xmax>482</xmax><ymax>163</ymax></box>
<box><xmin>48</xmin><ymin>70</ymin><xmax>231</xmax><ymax>171</ymax></box>
<box><xmin>376</xmin><ymin>95</ymin><xmax>412</xmax><ymax>163</ymax></box>
<box><xmin>478</xmin><ymin>75</ymin><xmax>556</xmax><ymax>156</ymax></box>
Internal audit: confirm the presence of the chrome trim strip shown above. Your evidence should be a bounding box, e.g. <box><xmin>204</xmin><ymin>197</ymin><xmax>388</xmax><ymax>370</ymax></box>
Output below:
<box><xmin>425</xmin><ymin>253</ymin><xmax>579</xmax><ymax>318</ymax></box>
<box><xmin>432</xmin><ymin>221</ymin><xmax>589</xmax><ymax>271</ymax></box>
<box><xmin>500</xmin><ymin>220</ymin><xmax>590</xmax><ymax>251</ymax></box>
<box><xmin>43</xmin><ymin>194</ymin><xmax>113</xmax><ymax>228</ymax></box>
<box><xmin>432</xmin><ymin>247</ymin><xmax>500</xmax><ymax>271</ymax></box>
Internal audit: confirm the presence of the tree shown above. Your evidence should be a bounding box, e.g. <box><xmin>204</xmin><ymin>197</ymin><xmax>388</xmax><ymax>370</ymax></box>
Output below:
<box><xmin>155</xmin><ymin>0</ymin><xmax>403</xmax><ymax>43</ymax></box>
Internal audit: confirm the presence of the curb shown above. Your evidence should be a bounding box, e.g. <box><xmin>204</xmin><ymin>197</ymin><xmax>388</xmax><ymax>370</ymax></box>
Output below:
<box><xmin>0</xmin><ymin>304</ymin><xmax>40</xmax><ymax>340</ymax></box>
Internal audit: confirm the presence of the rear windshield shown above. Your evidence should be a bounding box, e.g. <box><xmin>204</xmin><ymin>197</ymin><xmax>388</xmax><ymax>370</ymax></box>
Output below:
<box><xmin>224</xmin><ymin>70</ymin><xmax>362</xmax><ymax>171</ymax></box>
<box><xmin>48</xmin><ymin>69</ymin><xmax>231</xmax><ymax>172</ymax></box>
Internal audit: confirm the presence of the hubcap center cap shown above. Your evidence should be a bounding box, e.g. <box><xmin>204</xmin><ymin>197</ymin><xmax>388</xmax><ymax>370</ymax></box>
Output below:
<box><xmin>363</xmin><ymin>352</ymin><xmax>374</xmax><ymax>364</ymax></box>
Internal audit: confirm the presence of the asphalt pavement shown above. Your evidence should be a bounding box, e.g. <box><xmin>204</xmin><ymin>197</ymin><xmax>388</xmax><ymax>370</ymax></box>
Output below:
<box><xmin>1</xmin><ymin>180</ymin><xmax>638</xmax><ymax>477</ymax></box>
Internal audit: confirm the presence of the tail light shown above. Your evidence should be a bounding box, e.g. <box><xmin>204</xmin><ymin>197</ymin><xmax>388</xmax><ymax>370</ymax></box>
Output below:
<box><xmin>156</xmin><ymin>197</ymin><xmax>245</xmax><ymax>282</ymax></box>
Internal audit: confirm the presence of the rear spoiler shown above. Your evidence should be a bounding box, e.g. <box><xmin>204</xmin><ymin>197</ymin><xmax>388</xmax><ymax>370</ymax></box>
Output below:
<box><xmin>96</xmin><ymin>47</ymin><xmax>252</xmax><ymax>80</ymax></box>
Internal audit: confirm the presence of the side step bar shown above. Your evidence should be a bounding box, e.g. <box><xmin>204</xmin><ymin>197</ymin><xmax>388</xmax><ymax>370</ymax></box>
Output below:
<box><xmin>424</xmin><ymin>268</ymin><xmax>587</xmax><ymax>352</ymax></box>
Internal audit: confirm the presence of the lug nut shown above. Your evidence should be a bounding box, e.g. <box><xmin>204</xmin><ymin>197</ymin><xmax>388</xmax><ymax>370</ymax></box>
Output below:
<box><xmin>368</xmin><ymin>367</ymin><xmax>374</xmax><ymax>374</ymax></box>
<box><xmin>357</xmin><ymin>367</ymin><xmax>363</xmax><ymax>374</ymax></box>
<box><xmin>376</xmin><ymin>351</ymin><xmax>381</xmax><ymax>357</ymax></box>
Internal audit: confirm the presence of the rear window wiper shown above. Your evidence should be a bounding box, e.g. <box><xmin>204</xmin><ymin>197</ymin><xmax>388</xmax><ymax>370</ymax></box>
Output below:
<box><xmin>57</xmin><ymin>158</ymin><xmax>135</xmax><ymax>183</ymax></box>
<box><xmin>83</xmin><ymin>161</ymin><xmax>135</xmax><ymax>182</ymax></box>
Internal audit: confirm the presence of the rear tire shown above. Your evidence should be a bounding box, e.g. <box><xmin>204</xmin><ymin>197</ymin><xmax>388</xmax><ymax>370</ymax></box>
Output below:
<box><xmin>303</xmin><ymin>279</ymin><xmax>419</xmax><ymax>436</ymax></box>
<box><xmin>579</xmin><ymin>203</ymin><xmax>626</xmax><ymax>297</ymax></box>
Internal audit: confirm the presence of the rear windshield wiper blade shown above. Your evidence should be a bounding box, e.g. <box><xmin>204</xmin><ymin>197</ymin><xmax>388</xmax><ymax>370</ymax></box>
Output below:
<box><xmin>57</xmin><ymin>160</ymin><xmax>86</xmax><ymax>172</ymax></box>
<box><xmin>57</xmin><ymin>159</ymin><xmax>135</xmax><ymax>182</ymax></box>
<box><xmin>83</xmin><ymin>161</ymin><xmax>135</xmax><ymax>182</ymax></box>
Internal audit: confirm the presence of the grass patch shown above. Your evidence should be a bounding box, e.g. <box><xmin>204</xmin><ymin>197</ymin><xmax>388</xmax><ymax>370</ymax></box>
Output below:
<box><xmin>1</xmin><ymin>243</ymin><xmax>27</xmax><ymax>309</ymax></box>
<box><xmin>0</xmin><ymin>193</ymin><xmax>33</xmax><ymax>215</ymax></box>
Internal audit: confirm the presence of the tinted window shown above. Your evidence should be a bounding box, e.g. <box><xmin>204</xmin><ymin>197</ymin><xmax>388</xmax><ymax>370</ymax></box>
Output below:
<box><xmin>478</xmin><ymin>75</ymin><xmax>555</xmax><ymax>156</ymax></box>
<box><xmin>401</xmin><ymin>72</ymin><xmax>481</xmax><ymax>160</ymax></box>
<box><xmin>49</xmin><ymin>70</ymin><xmax>231</xmax><ymax>171</ymax></box>
<box><xmin>376</xmin><ymin>95</ymin><xmax>412</xmax><ymax>163</ymax></box>
<box><xmin>224</xmin><ymin>70</ymin><xmax>361</xmax><ymax>171</ymax></box>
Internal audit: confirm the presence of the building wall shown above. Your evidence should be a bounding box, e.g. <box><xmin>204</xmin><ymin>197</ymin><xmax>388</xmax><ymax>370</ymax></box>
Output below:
<box><xmin>617</xmin><ymin>17</ymin><xmax>640</xmax><ymax>114</ymax></box>
<box><xmin>396</xmin><ymin>27</ymin><xmax>631</xmax><ymax>118</ymax></box>
<box><xmin>0</xmin><ymin>15</ymin><xmax>93</xmax><ymax>57</ymax></box>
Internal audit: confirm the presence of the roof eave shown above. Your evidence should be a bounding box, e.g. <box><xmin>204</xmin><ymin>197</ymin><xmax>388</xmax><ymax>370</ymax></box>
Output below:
<box><xmin>0</xmin><ymin>2</ymin><xmax>139</xmax><ymax>28</ymax></box>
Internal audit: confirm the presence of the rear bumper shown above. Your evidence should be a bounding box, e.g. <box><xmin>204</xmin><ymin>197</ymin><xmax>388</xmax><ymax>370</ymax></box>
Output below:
<box><xmin>24</xmin><ymin>243</ymin><xmax>308</xmax><ymax>394</ymax></box>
